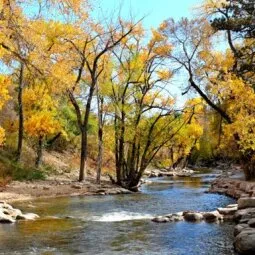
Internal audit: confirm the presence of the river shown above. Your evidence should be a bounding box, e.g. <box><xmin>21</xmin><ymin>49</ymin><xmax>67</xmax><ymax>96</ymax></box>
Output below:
<box><xmin>0</xmin><ymin>170</ymin><xmax>237</xmax><ymax>255</ymax></box>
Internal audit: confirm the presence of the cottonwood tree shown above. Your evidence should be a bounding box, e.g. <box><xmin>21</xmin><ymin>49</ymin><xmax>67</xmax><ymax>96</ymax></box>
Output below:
<box><xmin>160</xmin><ymin>16</ymin><xmax>255</xmax><ymax>179</ymax></box>
<box><xmin>40</xmin><ymin>11</ymin><xmax>141</xmax><ymax>181</ymax></box>
<box><xmin>108</xmin><ymin>27</ymin><xmax>195</xmax><ymax>190</ymax></box>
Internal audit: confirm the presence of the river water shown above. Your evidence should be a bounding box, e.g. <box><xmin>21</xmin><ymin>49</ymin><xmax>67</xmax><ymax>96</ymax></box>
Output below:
<box><xmin>0</xmin><ymin>171</ymin><xmax>237</xmax><ymax>255</ymax></box>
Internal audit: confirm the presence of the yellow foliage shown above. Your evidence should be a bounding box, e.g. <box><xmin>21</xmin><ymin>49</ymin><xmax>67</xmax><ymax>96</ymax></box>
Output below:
<box><xmin>0</xmin><ymin>75</ymin><xmax>10</xmax><ymax>146</ymax></box>
<box><xmin>0</xmin><ymin>76</ymin><xmax>10</xmax><ymax>110</ymax></box>
<box><xmin>23</xmin><ymin>83</ymin><xmax>62</xmax><ymax>139</ymax></box>
<box><xmin>24</xmin><ymin>112</ymin><xmax>61</xmax><ymax>138</ymax></box>
<box><xmin>0</xmin><ymin>126</ymin><xmax>5</xmax><ymax>146</ymax></box>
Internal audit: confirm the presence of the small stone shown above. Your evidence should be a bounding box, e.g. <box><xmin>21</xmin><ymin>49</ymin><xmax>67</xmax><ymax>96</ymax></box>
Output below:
<box><xmin>43</xmin><ymin>186</ymin><xmax>50</xmax><ymax>190</ymax></box>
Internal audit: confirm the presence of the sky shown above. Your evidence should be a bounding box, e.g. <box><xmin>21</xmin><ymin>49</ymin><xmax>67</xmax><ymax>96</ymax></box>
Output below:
<box><xmin>97</xmin><ymin>0</ymin><xmax>203</xmax><ymax>30</ymax></box>
<box><xmin>94</xmin><ymin>0</ymin><xmax>204</xmax><ymax>106</ymax></box>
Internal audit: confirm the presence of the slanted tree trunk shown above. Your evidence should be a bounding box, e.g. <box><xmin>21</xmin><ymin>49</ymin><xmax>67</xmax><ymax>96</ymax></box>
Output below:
<box><xmin>35</xmin><ymin>136</ymin><xmax>43</xmax><ymax>168</ymax></box>
<box><xmin>16</xmin><ymin>62</ymin><xmax>24</xmax><ymax>162</ymax></box>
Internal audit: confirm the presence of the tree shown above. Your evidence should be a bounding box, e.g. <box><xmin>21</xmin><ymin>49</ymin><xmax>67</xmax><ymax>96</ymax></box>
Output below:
<box><xmin>23</xmin><ymin>82</ymin><xmax>62</xmax><ymax>167</ymax></box>
<box><xmin>46</xmin><ymin>18</ymin><xmax>140</xmax><ymax>181</ymax></box>
<box><xmin>160</xmin><ymin>16</ymin><xmax>255</xmax><ymax>179</ymax></box>
<box><xmin>203</xmin><ymin>0</ymin><xmax>255</xmax><ymax>85</ymax></box>
<box><xmin>107</xmin><ymin>26</ymin><xmax>197</xmax><ymax>190</ymax></box>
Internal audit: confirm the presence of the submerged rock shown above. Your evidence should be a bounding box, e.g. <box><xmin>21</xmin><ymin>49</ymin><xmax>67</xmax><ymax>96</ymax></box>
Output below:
<box><xmin>16</xmin><ymin>213</ymin><xmax>39</xmax><ymax>220</ymax></box>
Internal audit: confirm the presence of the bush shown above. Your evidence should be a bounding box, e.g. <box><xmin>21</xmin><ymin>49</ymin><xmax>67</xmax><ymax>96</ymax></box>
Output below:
<box><xmin>0</xmin><ymin>150</ymin><xmax>46</xmax><ymax>181</ymax></box>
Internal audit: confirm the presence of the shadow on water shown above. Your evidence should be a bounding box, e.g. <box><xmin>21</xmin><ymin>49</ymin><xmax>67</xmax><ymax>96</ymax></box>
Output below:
<box><xmin>0</xmin><ymin>169</ymin><xmax>238</xmax><ymax>255</ymax></box>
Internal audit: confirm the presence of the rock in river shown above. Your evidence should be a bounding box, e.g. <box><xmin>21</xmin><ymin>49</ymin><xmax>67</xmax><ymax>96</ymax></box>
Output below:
<box><xmin>234</xmin><ymin>228</ymin><xmax>255</xmax><ymax>255</ymax></box>
<box><xmin>183</xmin><ymin>212</ymin><xmax>203</xmax><ymax>222</ymax></box>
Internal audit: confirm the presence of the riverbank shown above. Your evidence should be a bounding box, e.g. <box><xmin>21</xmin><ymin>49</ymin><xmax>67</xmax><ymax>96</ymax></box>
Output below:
<box><xmin>0</xmin><ymin>178</ymin><xmax>133</xmax><ymax>203</ymax></box>
<box><xmin>209</xmin><ymin>178</ymin><xmax>255</xmax><ymax>199</ymax></box>
<box><xmin>208</xmin><ymin>177</ymin><xmax>255</xmax><ymax>254</ymax></box>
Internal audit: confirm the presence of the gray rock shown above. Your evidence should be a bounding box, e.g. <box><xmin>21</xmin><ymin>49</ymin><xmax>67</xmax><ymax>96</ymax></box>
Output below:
<box><xmin>183</xmin><ymin>212</ymin><xmax>203</xmax><ymax>222</ymax></box>
<box><xmin>234</xmin><ymin>228</ymin><xmax>255</xmax><ymax>254</ymax></box>
<box><xmin>217</xmin><ymin>207</ymin><xmax>237</xmax><ymax>215</ymax></box>
<box><xmin>203</xmin><ymin>211</ymin><xmax>223</xmax><ymax>222</ymax></box>
<box><xmin>166</xmin><ymin>213</ymin><xmax>184</xmax><ymax>222</ymax></box>
<box><xmin>152</xmin><ymin>216</ymin><xmax>170</xmax><ymax>223</ymax></box>
<box><xmin>238</xmin><ymin>197</ymin><xmax>255</xmax><ymax>209</ymax></box>
<box><xmin>234</xmin><ymin>208</ymin><xmax>255</xmax><ymax>222</ymax></box>
<box><xmin>234</xmin><ymin>224</ymin><xmax>249</xmax><ymax>237</ymax></box>
<box><xmin>248</xmin><ymin>218</ymin><xmax>255</xmax><ymax>228</ymax></box>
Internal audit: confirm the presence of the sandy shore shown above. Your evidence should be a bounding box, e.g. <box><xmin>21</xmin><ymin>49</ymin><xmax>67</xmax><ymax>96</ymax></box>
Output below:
<box><xmin>0</xmin><ymin>178</ymin><xmax>132</xmax><ymax>203</ymax></box>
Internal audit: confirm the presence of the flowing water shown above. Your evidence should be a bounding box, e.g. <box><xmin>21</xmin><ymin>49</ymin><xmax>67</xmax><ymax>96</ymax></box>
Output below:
<box><xmin>0</xmin><ymin>170</ymin><xmax>237</xmax><ymax>255</ymax></box>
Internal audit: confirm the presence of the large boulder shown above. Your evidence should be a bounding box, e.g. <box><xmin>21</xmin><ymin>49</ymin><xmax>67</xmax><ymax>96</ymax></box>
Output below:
<box><xmin>238</xmin><ymin>197</ymin><xmax>255</xmax><ymax>210</ymax></box>
<box><xmin>234</xmin><ymin>208</ymin><xmax>255</xmax><ymax>222</ymax></box>
<box><xmin>234</xmin><ymin>228</ymin><xmax>255</xmax><ymax>255</ymax></box>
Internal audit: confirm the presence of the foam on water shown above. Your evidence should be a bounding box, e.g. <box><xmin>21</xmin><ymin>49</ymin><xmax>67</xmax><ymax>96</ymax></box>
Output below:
<box><xmin>88</xmin><ymin>211</ymin><xmax>154</xmax><ymax>222</ymax></box>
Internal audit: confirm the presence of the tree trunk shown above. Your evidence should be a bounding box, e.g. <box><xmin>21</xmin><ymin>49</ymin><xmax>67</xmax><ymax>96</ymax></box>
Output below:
<box><xmin>16</xmin><ymin>63</ymin><xmax>24</xmax><ymax>162</ymax></box>
<box><xmin>79</xmin><ymin>129</ymin><xmax>86</xmax><ymax>181</ymax></box>
<box><xmin>96</xmin><ymin>95</ymin><xmax>103</xmax><ymax>184</ymax></box>
<box><xmin>78</xmin><ymin>84</ymin><xmax>95</xmax><ymax>182</ymax></box>
<box><xmin>96</xmin><ymin>127</ymin><xmax>103</xmax><ymax>183</ymax></box>
<box><xmin>35</xmin><ymin>136</ymin><xmax>43</xmax><ymax>168</ymax></box>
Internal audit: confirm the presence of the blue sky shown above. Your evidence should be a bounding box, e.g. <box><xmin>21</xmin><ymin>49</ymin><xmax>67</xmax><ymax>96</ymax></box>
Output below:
<box><xmin>97</xmin><ymin>0</ymin><xmax>203</xmax><ymax>29</ymax></box>
<box><xmin>96</xmin><ymin>0</ymin><xmax>203</xmax><ymax>106</ymax></box>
